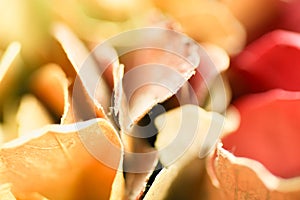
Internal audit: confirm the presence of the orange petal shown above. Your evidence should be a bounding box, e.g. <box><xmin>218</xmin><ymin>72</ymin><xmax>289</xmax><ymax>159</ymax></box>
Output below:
<box><xmin>15</xmin><ymin>192</ymin><xmax>49</xmax><ymax>200</ymax></box>
<box><xmin>0</xmin><ymin>119</ymin><xmax>123</xmax><ymax>200</ymax></box>
<box><xmin>29</xmin><ymin>63</ymin><xmax>74</xmax><ymax>124</ymax></box>
<box><xmin>220</xmin><ymin>0</ymin><xmax>279</xmax><ymax>42</ymax></box>
<box><xmin>206</xmin><ymin>143</ymin><xmax>300</xmax><ymax>199</ymax></box>
<box><xmin>152</xmin><ymin>0</ymin><xmax>246</xmax><ymax>55</ymax></box>
<box><xmin>29</xmin><ymin>64</ymin><xmax>68</xmax><ymax>118</ymax></box>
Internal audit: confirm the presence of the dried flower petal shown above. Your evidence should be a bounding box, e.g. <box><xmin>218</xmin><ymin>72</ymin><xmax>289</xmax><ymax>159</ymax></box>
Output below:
<box><xmin>111</xmin><ymin>29</ymin><xmax>201</xmax><ymax>198</ymax></box>
<box><xmin>207</xmin><ymin>143</ymin><xmax>300</xmax><ymax>199</ymax></box>
<box><xmin>112</xmin><ymin>63</ymin><xmax>158</xmax><ymax>199</ymax></box>
<box><xmin>144</xmin><ymin>158</ymin><xmax>206</xmax><ymax>200</ymax></box>
<box><xmin>52</xmin><ymin>23</ymin><xmax>111</xmax><ymax>120</ymax></box>
<box><xmin>144</xmin><ymin>104</ymin><xmax>232</xmax><ymax>199</ymax></box>
<box><xmin>0</xmin><ymin>119</ymin><xmax>123</xmax><ymax>200</ymax></box>
<box><xmin>116</xmin><ymin>28</ymin><xmax>200</xmax><ymax>128</ymax></box>
<box><xmin>155</xmin><ymin>104</ymin><xmax>228</xmax><ymax>167</ymax></box>
<box><xmin>204</xmin><ymin>74</ymin><xmax>231</xmax><ymax>113</ymax></box>
<box><xmin>189</xmin><ymin>43</ymin><xmax>230</xmax><ymax>112</ymax></box>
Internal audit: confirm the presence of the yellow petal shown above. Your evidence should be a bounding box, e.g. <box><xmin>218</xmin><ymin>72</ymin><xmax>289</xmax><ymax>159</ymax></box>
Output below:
<box><xmin>144</xmin><ymin>105</ymin><xmax>227</xmax><ymax>199</ymax></box>
<box><xmin>155</xmin><ymin>104</ymin><xmax>226</xmax><ymax>167</ymax></box>
<box><xmin>0</xmin><ymin>183</ymin><xmax>16</xmax><ymax>200</ymax></box>
<box><xmin>16</xmin><ymin>95</ymin><xmax>53</xmax><ymax>137</ymax></box>
<box><xmin>0</xmin><ymin>0</ymin><xmax>51</xmax><ymax>64</ymax></box>
<box><xmin>153</xmin><ymin>0</ymin><xmax>246</xmax><ymax>55</ymax></box>
<box><xmin>15</xmin><ymin>192</ymin><xmax>48</xmax><ymax>200</ymax></box>
<box><xmin>0</xmin><ymin>42</ymin><xmax>22</xmax><ymax>106</ymax></box>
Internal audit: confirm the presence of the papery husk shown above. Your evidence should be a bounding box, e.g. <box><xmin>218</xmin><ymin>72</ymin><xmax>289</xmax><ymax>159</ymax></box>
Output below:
<box><xmin>91</xmin><ymin>39</ymin><xmax>120</xmax><ymax>90</ymax></box>
<box><xmin>109</xmin><ymin>170</ymin><xmax>126</xmax><ymax>200</ymax></box>
<box><xmin>188</xmin><ymin>43</ymin><xmax>231</xmax><ymax>112</ymax></box>
<box><xmin>144</xmin><ymin>158</ymin><xmax>207</xmax><ymax>200</ymax></box>
<box><xmin>154</xmin><ymin>105</ymin><xmax>225</xmax><ymax>167</ymax></box>
<box><xmin>144</xmin><ymin>105</ymin><xmax>239</xmax><ymax>199</ymax></box>
<box><xmin>0</xmin><ymin>118</ymin><xmax>123</xmax><ymax>200</ymax></box>
<box><xmin>16</xmin><ymin>95</ymin><xmax>53</xmax><ymax>137</ymax></box>
<box><xmin>112</xmin><ymin>63</ymin><xmax>158</xmax><ymax>199</ymax></box>
<box><xmin>161</xmin><ymin>42</ymin><xmax>230</xmax><ymax>113</ymax></box>
<box><xmin>121</xmin><ymin>136</ymin><xmax>158</xmax><ymax>200</ymax></box>
<box><xmin>112</xmin><ymin>29</ymin><xmax>201</xmax><ymax>199</ymax></box>
<box><xmin>144</xmin><ymin>104</ymin><xmax>217</xmax><ymax>200</ymax></box>
<box><xmin>52</xmin><ymin>23</ymin><xmax>111</xmax><ymax>120</ymax></box>
<box><xmin>204</xmin><ymin>73</ymin><xmax>231</xmax><ymax>113</ymax></box>
<box><xmin>152</xmin><ymin>0</ymin><xmax>246</xmax><ymax>55</ymax></box>
<box><xmin>116</xmin><ymin>28</ymin><xmax>200</xmax><ymax>127</ymax></box>
<box><xmin>201</xmin><ymin>43</ymin><xmax>230</xmax><ymax>73</ymax></box>
<box><xmin>206</xmin><ymin>143</ymin><xmax>300</xmax><ymax>199</ymax></box>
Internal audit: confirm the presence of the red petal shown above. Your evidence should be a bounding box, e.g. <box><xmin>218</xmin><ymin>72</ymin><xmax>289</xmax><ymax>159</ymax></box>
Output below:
<box><xmin>277</xmin><ymin>0</ymin><xmax>300</xmax><ymax>33</ymax></box>
<box><xmin>222</xmin><ymin>89</ymin><xmax>300</xmax><ymax>178</ymax></box>
<box><xmin>229</xmin><ymin>30</ymin><xmax>300</xmax><ymax>97</ymax></box>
